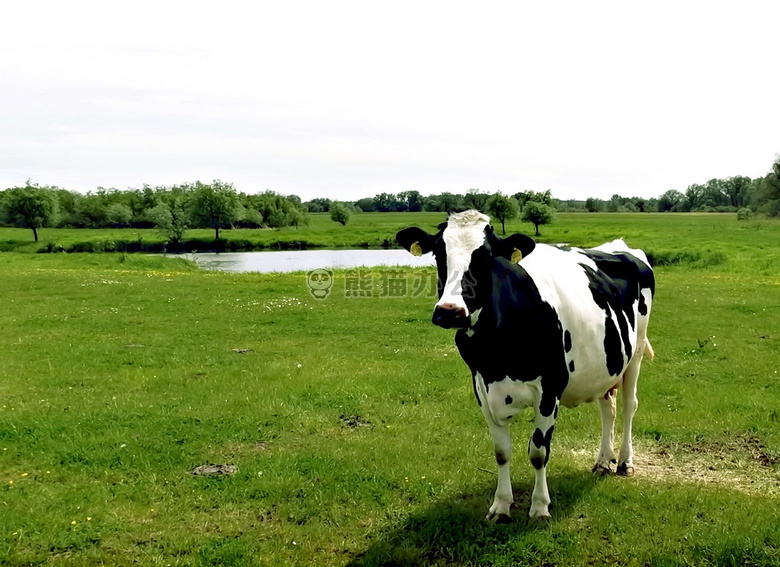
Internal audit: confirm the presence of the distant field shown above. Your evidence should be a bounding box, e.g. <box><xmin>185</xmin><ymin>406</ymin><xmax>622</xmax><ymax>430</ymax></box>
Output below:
<box><xmin>1</xmin><ymin>214</ymin><xmax>779</xmax><ymax>566</ymax></box>
<box><xmin>2</xmin><ymin>211</ymin><xmax>779</xmax><ymax>260</ymax></box>
<box><xmin>0</xmin><ymin>212</ymin><xmax>449</xmax><ymax>252</ymax></box>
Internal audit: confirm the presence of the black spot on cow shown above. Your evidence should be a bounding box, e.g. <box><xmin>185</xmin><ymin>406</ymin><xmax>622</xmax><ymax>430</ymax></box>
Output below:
<box><xmin>531</xmin><ymin>425</ymin><xmax>555</xmax><ymax>466</ymax></box>
<box><xmin>578</xmin><ymin>253</ymin><xmax>655</xmax><ymax>377</ymax></box>
<box><xmin>564</xmin><ymin>330</ymin><xmax>572</xmax><ymax>352</ymax></box>
<box><xmin>581</xmin><ymin>249</ymin><xmax>655</xmax><ymax>297</ymax></box>
<box><xmin>539</xmin><ymin>385</ymin><xmax>559</xmax><ymax>418</ymax></box>
<box><xmin>455</xmin><ymin>262</ymin><xmax>569</xmax><ymax>405</ymax></box>
<box><xmin>505</xmin><ymin>395</ymin><xmax>513</xmax><ymax>405</ymax></box>
<box><xmin>532</xmin><ymin>428</ymin><xmax>544</xmax><ymax>448</ymax></box>
<box><xmin>638</xmin><ymin>292</ymin><xmax>648</xmax><ymax>316</ymax></box>
<box><xmin>568</xmin><ymin>360</ymin><xmax>575</xmax><ymax>373</ymax></box>
<box><xmin>496</xmin><ymin>451</ymin><xmax>507</xmax><ymax>465</ymax></box>
<box><xmin>604</xmin><ymin>316</ymin><xmax>624</xmax><ymax>376</ymax></box>
<box><xmin>530</xmin><ymin>455</ymin><xmax>544</xmax><ymax>470</ymax></box>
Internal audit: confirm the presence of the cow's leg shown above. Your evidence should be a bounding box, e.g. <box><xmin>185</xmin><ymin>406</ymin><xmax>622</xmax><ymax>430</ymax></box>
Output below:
<box><xmin>527</xmin><ymin>396</ymin><xmax>558</xmax><ymax>518</ymax></box>
<box><xmin>593</xmin><ymin>390</ymin><xmax>617</xmax><ymax>475</ymax></box>
<box><xmin>617</xmin><ymin>354</ymin><xmax>642</xmax><ymax>476</ymax></box>
<box><xmin>485</xmin><ymin>420</ymin><xmax>513</xmax><ymax>522</ymax></box>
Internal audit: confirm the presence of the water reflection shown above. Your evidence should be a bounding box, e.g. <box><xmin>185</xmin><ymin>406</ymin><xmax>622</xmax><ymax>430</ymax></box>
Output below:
<box><xmin>175</xmin><ymin>249</ymin><xmax>435</xmax><ymax>273</ymax></box>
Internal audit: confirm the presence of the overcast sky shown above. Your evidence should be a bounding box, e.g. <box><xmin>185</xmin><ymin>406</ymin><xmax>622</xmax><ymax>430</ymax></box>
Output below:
<box><xmin>2</xmin><ymin>1</ymin><xmax>778</xmax><ymax>201</ymax></box>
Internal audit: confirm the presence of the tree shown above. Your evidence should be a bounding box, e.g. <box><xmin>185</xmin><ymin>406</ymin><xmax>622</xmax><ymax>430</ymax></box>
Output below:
<box><xmin>73</xmin><ymin>192</ymin><xmax>109</xmax><ymax>227</ymax></box>
<box><xmin>147</xmin><ymin>196</ymin><xmax>189</xmax><ymax>245</ymax></box>
<box><xmin>398</xmin><ymin>190</ymin><xmax>423</xmax><ymax>212</ymax></box>
<box><xmin>239</xmin><ymin>207</ymin><xmax>263</xmax><ymax>228</ymax></box>
<box><xmin>1</xmin><ymin>185</ymin><xmax>58</xmax><ymax>241</ymax></box>
<box><xmin>724</xmin><ymin>176</ymin><xmax>752</xmax><ymax>208</ymax></box>
<box><xmin>750</xmin><ymin>155</ymin><xmax>780</xmax><ymax>217</ymax></box>
<box><xmin>514</xmin><ymin>190</ymin><xmax>553</xmax><ymax>208</ymax></box>
<box><xmin>657</xmin><ymin>189</ymin><xmax>684</xmax><ymax>212</ymax></box>
<box><xmin>463</xmin><ymin>189</ymin><xmax>488</xmax><ymax>211</ymax></box>
<box><xmin>521</xmin><ymin>200</ymin><xmax>554</xmax><ymax>236</ymax></box>
<box><xmin>249</xmin><ymin>190</ymin><xmax>307</xmax><ymax>228</ymax></box>
<box><xmin>303</xmin><ymin>198</ymin><xmax>332</xmax><ymax>213</ymax></box>
<box><xmin>105</xmin><ymin>203</ymin><xmax>133</xmax><ymax>227</ymax></box>
<box><xmin>485</xmin><ymin>193</ymin><xmax>519</xmax><ymax>235</ymax></box>
<box><xmin>286</xmin><ymin>207</ymin><xmax>306</xmax><ymax>229</ymax></box>
<box><xmin>189</xmin><ymin>181</ymin><xmax>243</xmax><ymax>240</ymax></box>
<box><xmin>607</xmin><ymin>194</ymin><xmax>622</xmax><ymax>212</ymax></box>
<box><xmin>372</xmin><ymin>192</ymin><xmax>397</xmax><ymax>212</ymax></box>
<box><xmin>354</xmin><ymin>197</ymin><xmax>376</xmax><ymax>212</ymax></box>
<box><xmin>434</xmin><ymin>192</ymin><xmax>462</xmax><ymax>214</ymax></box>
<box><xmin>330</xmin><ymin>202</ymin><xmax>351</xmax><ymax>225</ymax></box>
<box><xmin>585</xmin><ymin>197</ymin><xmax>602</xmax><ymax>212</ymax></box>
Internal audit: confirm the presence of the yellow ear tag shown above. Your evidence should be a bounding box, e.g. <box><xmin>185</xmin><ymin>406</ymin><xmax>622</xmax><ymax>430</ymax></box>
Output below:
<box><xmin>511</xmin><ymin>248</ymin><xmax>523</xmax><ymax>263</ymax></box>
<box><xmin>410</xmin><ymin>241</ymin><xmax>423</xmax><ymax>257</ymax></box>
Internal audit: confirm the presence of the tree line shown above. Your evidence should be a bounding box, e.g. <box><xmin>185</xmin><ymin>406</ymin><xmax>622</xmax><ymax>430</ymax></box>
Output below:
<box><xmin>0</xmin><ymin>181</ymin><xmax>308</xmax><ymax>243</ymax></box>
<box><xmin>2</xmin><ymin>155</ymin><xmax>778</xmax><ymax>242</ymax></box>
<box><xmin>304</xmin><ymin>155</ymin><xmax>780</xmax><ymax>218</ymax></box>
<box><xmin>570</xmin><ymin>155</ymin><xmax>779</xmax><ymax>216</ymax></box>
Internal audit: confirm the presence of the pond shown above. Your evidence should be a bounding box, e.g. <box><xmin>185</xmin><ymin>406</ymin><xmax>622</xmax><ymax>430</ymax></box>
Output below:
<box><xmin>175</xmin><ymin>249</ymin><xmax>435</xmax><ymax>273</ymax></box>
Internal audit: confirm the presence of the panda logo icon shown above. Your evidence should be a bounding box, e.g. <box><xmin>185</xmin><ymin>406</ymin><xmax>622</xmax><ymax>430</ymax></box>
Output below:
<box><xmin>306</xmin><ymin>269</ymin><xmax>334</xmax><ymax>300</ymax></box>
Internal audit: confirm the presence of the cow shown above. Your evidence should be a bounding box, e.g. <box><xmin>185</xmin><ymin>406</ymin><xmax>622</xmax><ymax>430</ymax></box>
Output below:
<box><xmin>396</xmin><ymin>210</ymin><xmax>654</xmax><ymax>521</ymax></box>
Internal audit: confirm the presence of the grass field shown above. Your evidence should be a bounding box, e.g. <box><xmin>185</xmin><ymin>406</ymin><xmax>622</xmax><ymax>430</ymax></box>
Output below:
<box><xmin>2</xmin><ymin>213</ymin><xmax>780</xmax><ymax>566</ymax></box>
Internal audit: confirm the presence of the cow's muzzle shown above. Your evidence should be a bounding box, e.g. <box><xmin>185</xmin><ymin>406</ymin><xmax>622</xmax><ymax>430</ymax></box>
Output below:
<box><xmin>432</xmin><ymin>303</ymin><xmax>470</xmax><ymax>329</ymax></box>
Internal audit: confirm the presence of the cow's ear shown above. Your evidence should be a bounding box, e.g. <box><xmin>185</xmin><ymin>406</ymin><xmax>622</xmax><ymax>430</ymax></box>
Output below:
<box><xmin>492</xmin><ymin>233</ymin><xmax>536</xmax><ymax>263</ymax></box>
<box><xmin>396</xmin><ymin>227</ymin><xmax>435</xmax><ymax>256</ymax></box>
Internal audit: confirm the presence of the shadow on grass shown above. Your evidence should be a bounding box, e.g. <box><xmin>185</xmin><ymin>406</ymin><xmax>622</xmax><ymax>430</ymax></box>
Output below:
<box><xmin>348</xmin><ymin>471</ymin><xmax>601</xmax><ymax>566</ymax></box>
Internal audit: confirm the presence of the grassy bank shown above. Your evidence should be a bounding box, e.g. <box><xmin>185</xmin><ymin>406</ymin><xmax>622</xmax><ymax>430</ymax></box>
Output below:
<box><xmin>0</xmin><ymin>213</ymin><xmax>445</xmax><ymax>253</ymax></box>
<box><xmin>2</xmin><ymin>211</ymin><xmax>776</xmax><ymax>257</ymax></box>
<box><xmin>1</xmin><ymin>214</ymin><xmax>780</xmax><ymax>565</ymax></box>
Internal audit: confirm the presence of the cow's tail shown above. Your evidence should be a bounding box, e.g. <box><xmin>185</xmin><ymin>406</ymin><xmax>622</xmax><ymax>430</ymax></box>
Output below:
<box><xmin>644</xmin><ymin>338</ymin><xmax>655</xmax><ymax>361</ymax></box>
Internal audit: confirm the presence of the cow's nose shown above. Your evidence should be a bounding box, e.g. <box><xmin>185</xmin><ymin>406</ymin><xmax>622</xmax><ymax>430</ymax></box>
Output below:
<box><xmin>432</xmin><ymin>303</ymin><xmax>469</xmax><ymax>329</ymax></box>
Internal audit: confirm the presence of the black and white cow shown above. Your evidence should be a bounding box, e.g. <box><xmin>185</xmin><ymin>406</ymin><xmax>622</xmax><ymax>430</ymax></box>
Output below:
<box><xmin>396</xmin><ymin>210</ymin><xmax>655</xmax><ymax>520</ymax></box>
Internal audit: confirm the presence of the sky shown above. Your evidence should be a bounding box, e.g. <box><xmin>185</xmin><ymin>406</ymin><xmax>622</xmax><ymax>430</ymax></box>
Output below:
<box><xmin>1</xmin><ymin>1</ymin><xmax>778</xmax><ymax>202</ymax></box>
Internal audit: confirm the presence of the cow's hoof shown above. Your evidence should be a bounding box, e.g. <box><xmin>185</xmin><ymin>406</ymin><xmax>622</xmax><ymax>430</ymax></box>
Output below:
<box><xmin>528</xmin><ymin>506</ymin><xmax>551</xmax><ymax>519</ymax></box>
<box><xmin>591</xmin><ymin>463</ymin><xmax>612</xmax><ymax>476</ymax></box>
<box><xmin>486</xmin><ymin>512</ymin><xmax>513</xmax><ymax>524</ymax></box>
<box><xmin>616</xmin><ymin>463</ymin><xmax>635</xmax><ymax>476</ymax></box>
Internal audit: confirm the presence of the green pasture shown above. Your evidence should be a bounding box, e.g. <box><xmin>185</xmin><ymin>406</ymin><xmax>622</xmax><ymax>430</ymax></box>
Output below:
<box><xmin>1</xmin><ymin>213</ymin><xmax>780</xmax><ymax>566</ymax></box>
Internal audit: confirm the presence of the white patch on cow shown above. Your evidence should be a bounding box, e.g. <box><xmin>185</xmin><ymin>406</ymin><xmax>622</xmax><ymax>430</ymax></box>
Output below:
<box><xmin>595</xmin><ymin>238</ymin><xmax>653</xmax><ymax>271</ymax></box>
<box><xmin>592</xmin><ymin>238</ymin><xmax>629</xmax><ymax>253</ymax></box>
<box><xmin>478</xmin><ymin>375</ymin><xmax>541</xmax><ymax>427</ymax></box>
<box><xmin>438</xmin><ymin>210</ymin><xmax>490</xmax><ymax>312</ymax></box>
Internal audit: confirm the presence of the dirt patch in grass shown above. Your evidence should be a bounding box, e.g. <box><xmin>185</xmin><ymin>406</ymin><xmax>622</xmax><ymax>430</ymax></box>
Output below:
<box><xmin>664</xmin><ymin>434</ymin><xmax>778</xmax><ymax>467</ymax></box>
<box><xmin>568</xmin><ymin>434</ymin><xmax>780</xmax><ymax>495</ymax></box>
<box><xmin>190</xmin><ymin>464</ymin><xmax>237</xmax><ymax>476</ymax></box>
<box><xmin>339</xmin><ymin>414</ymin><xmax>373</xmax><ymax>429</ymax></box>
<box><xmin>635</xmin><ymin>434</ymin><xmax>780</xmax><ymax>495</ymax></box>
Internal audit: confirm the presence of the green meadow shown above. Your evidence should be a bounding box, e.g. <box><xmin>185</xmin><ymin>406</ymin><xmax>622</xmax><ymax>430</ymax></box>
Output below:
<box><xmin>2</xmin><ymin>213</ymin><xmax>780</xmax><ymax>566</ymax></box>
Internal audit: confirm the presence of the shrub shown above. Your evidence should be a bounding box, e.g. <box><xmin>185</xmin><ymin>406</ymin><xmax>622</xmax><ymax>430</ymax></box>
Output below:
<box><xmin>330</xmin><ymin>203</ymin><xmax>351</xmax><ymax>225</ymax></box>
<box><xmin>645</xmin><ymin>249</ymin><xmax>726</xmax><ymax>268</ymax></box>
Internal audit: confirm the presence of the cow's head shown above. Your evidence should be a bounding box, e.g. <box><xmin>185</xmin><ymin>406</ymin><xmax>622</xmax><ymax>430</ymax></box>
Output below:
<box><xmin>396</xmin><ymin>210</ymin><xmax>536</xmax><ymax>329</ymax></box>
